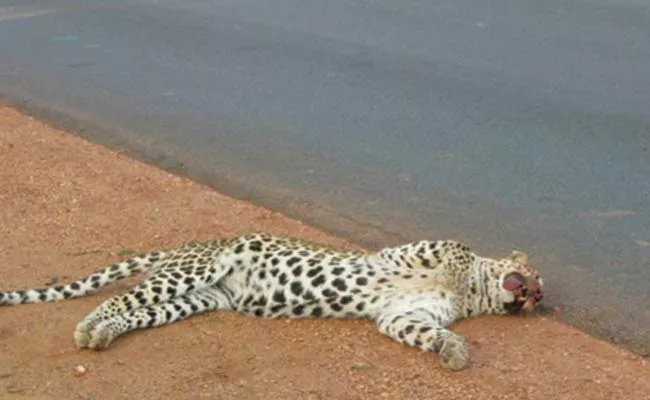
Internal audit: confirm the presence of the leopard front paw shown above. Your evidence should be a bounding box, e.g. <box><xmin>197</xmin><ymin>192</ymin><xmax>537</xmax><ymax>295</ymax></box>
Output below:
<box><xmin>74</xmin><ymin>318</ymin><xmax>99</xmax><ymax>349</ymax></box>
<box><xmin>438</xmin><ymin>333</ymin><xmax>469</xmax><ymax>371</ymax></box>
<box><xmin>87</xmin><ymin>319</ymin><xmax>121</xmax><ymax>350</ymax></box>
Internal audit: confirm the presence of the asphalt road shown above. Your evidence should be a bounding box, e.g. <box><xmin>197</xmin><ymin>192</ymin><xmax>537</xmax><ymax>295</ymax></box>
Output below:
<box><xmin>1</xmin><ymin>0</ymin><xmax>649</xmax><ymax>354</ymax></box>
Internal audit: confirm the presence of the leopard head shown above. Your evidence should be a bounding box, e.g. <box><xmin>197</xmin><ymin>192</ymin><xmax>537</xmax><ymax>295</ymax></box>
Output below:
<box><xmin>496</xmin><ymin>250</ymin><xmax>544</xmax><ymax>314</ymax></box>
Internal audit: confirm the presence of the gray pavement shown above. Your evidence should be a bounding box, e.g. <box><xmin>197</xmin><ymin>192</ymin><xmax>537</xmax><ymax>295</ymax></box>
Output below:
<box><xmin>0</xmin><ymin>0</ymin><xmax>649</xmax><ymax>354</ymax></box>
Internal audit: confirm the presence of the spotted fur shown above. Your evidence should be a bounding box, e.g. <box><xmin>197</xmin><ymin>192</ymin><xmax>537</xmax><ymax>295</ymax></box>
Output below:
<box><xmin>0</xmin><ymin>233</ymin><xmax>544</xmax><ymax>370</ymax></box>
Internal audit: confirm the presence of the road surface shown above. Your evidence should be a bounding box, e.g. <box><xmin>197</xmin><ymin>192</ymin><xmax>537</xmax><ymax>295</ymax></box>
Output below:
<box><xmin>0</xmin><ymin>0</ymin><xmax>649</xmax><ymax>354</ymax></box>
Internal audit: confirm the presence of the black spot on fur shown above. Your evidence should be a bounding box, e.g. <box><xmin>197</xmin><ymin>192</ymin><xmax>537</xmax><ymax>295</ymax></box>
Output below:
<box><xmin>311</xmin><ymin>307</ymin><xmax>323</xmax><ymax>318</ymax></box>
<box><xmin>273</xmin><ymin>291</ymin><xmax>286</xmax><ymax>303</ymax></box>
<box><xmin>303</xmin><ymin>290</ymin><xmax>315</xmax><ymax>301</ymax></box>
<box><xmin>171</xmin><ymin>271</ymin><xmax>183</xmax><ymax>280</ymax></box>
<box><xmin>183</xmin><ymin>277</ymin><xmax>195</xmax><ymax>285</ymax></box>
<box><xmin>278</xmin><ymin>273</ymin><xmax>289</xmax><ymax>285</ymax></box>
<box><xmin>331</xmin><ymin>303</ymin><xmax>343</xmax><ymax>312</ymax></box>
<box><xmin>306</xmin><ymin>266</ymin><xmax>323</xmax><ymax>278</ymax></box>
<box><xmin>290</xmin><ymin>281</ymin><xmax>304</xmax><ymax>296</ymax></box>
<box><xmin>311</xmin><ymin>275</ymin><xmax>326</xmax><ymax>287</ymax></box>
<box><xmin>248</xmin><ymin>241</ymin><xmax>263</xmax><ymax>252</ymax></box>
<box><xmin>292</xmin><ymin>266</ymin><xmax>303</xmax><ymax>277</ymax></box>
<box><xmin>287</xmin><ymin>257</ymin><xmax>301</xmax><ymax>267</ymax></box>
<box><xmin>404</xmin><ymin>325</ymin><xmax>414</xmax><ymax>335</ymax></box>
<box><xmin>254</xmin><ymin>308</ymin><xmax>264</xmax><ymax>317</ymax></box>
<box><xmin>355</xmin><ymin>302</ymin><xmax>365</xmax><ymax>312</ymax></box>
<box><xmin>377</xmin><ymin>278</ymin><xmax>388</xmax><ymax>284</ymax></box>
<box><xmin>322</xmin><ymin>288</ymin><xmax>336</xmax><ymax>298</ymax></box>
<box><xmin>331</xmin><ymin>267</ymin><xmax>345</xmax><ymax>276</ymax></box>
<box><xmin>292</xmin><ymin>305</ymin><xmax>305</xmax><ymax>316</ymax></box>
<box><xmin>270</xmin><ymin>304</ymin><xmax>285</xmax><ymax>314</ymax></box>
<box><xmin>419</xmin><ymin>326</ymin><xmax>432</xmax><ymax>333</ymax></box>
<box><xmin>253</xmin><ymin>295</ymin><xmax>268</xmax><ymax>306</ymax></box>
<box><xmin>332</xmin><ymin>278</ymin><xmax>347</xmax><ymax>292</ymax></box>
<box><xmin>340</xmin><ymin>295</ymin><xmax>353</xmax><ymax>305</ymax></box>
<box><xmin>355</xmin><ymin>277</ymin><xmax>368</xmax><ymax>286</ymax></box>
<box><xmin>258</xmin><ymin>270</ymin><xmax>266</xmax><ymax>280</ymax></box>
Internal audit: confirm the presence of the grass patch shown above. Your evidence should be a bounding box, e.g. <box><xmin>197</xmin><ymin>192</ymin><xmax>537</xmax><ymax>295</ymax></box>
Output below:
<box><xmin>350</xmin><ymin>362</ymin><xmax>375</xmax><ymax>371</ymax></box>
<box><xmin>116</xmin><ymin>249</ymin><xmax>136</xmax><ymax>257</ymax></box>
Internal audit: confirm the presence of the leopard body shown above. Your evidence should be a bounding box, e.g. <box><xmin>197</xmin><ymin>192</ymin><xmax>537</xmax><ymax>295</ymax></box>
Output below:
<box><xmin>0</xmin><ymin>232</ymin><xmax>544</xmax><ymax>370</ymax></box>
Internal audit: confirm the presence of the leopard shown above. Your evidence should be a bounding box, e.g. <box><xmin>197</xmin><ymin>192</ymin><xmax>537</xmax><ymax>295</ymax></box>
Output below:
<box><xmin>0</xmin><ymin>232</ymin><xmax>544</xmax><ymax>371</ymax></box>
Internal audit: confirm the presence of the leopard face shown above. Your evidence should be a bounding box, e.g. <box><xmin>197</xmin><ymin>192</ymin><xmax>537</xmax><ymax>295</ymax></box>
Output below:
<box><xmin>496</xmin><ymin>251</ymin><xmax>545</xmax><ymax>314</ymax></box>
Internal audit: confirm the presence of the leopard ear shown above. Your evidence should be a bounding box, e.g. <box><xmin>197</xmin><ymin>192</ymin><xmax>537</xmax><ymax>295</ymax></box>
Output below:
<box><xmin>509</xmin><ymin>250</ymin><xmax>529</xmax><ymax>265</ymax></box>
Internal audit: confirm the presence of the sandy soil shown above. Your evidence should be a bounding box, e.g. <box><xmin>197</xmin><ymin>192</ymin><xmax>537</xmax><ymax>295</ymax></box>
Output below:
<box><xmin>0</xmin><ymin>106</ymin><xmax>648</xmax><ymax>400</ymax></box>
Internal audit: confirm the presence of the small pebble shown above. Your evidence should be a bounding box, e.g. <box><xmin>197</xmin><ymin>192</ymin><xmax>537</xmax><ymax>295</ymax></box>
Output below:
<box><xmin>74</xmin><ymin>365</ymin><xmax>87</xmax><ymax>377</ymax></box>
<box><xmin>45</xmin><ymin>277</ymin><xmax>58</xmax><ymax>286</ymax></box>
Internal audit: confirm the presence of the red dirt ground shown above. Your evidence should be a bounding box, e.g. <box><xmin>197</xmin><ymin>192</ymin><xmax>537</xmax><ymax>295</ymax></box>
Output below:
<box><xmin>0</xmin><ymin>106</ymin><xmax>648</xmax><ymax>400</ymax></box>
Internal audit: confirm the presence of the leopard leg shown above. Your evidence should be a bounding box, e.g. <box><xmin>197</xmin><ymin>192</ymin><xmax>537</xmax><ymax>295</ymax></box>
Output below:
<box><xmin>86</xmin><ymin>287</ymin><xmax>232</xmax><ymax>350</ymax></box>
<box><xmin>75</xmin><ymin>263</ymin><xmax>232</xmax><ymax>348</ymax></box>
<box><xmin>376</xmin><ymin>308</ymin><xmax>469</xmax><ymax>371</ymax></box>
